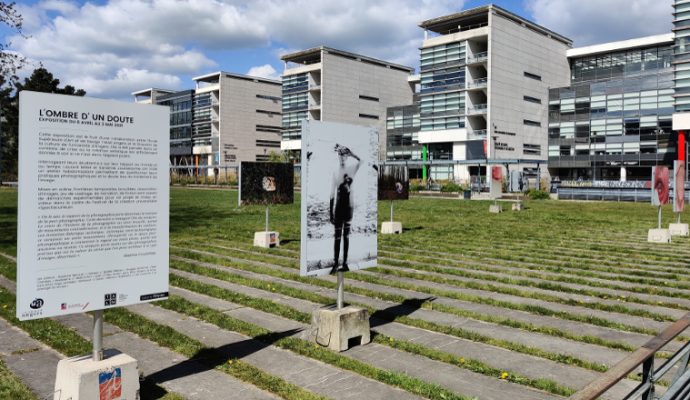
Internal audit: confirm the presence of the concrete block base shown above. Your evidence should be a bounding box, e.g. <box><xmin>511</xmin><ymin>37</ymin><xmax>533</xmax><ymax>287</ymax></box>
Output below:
<box><xmin>311</xmin><ymin>306</ymin><xmax>370</xmax><ymax>352</ymax></box>
<box><xmin>254</xmin><ymin>231</ymin><xmax>279</xmax><ymax>248</ymax></box>
<box><xmin>669</xmin><ymin>223</ymin><xmax>689</xmax><ymax>236</ymax></box>
<box><xmin>381</xmin><ymin>221</ymin><xmax>402</xmax><ymax>234</ymax></box>
<box><xmin>647</xmin><ymin>229</ymin><xmax>672</xmax><ymax>243</ymax></box>
<box><xmin>512</xmin><ymin>202</ymin><xmax>523</xmax><ymax>211</ymax></box>
<box><xmin>54</xmin><ymin>350</ymin><xmax>138</xmax><ymax>400</ymax></box>
<box><xmin>489</xmin><ymin>204</ymin><xmax>502</xmax><ymax>214</ymax></box>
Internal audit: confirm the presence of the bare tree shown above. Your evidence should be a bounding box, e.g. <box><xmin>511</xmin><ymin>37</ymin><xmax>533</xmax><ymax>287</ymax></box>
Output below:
<box><xmin>0</xmin><ymin>2</ymin><xmax>25</xmax><ymax>83</ymax></box>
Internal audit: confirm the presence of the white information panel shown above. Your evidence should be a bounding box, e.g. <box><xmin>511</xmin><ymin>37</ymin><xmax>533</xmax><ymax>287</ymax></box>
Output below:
<box><xmin>17</xmin><ymin>91</ymin><xmax>169</xmax><ymax>320</ymax></box>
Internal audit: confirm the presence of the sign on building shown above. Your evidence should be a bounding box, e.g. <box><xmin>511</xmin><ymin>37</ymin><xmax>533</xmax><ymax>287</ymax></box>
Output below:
<box><xmin>300</xmin><ymin>121</ymin><xmax>378</xmax><ymax>276</ymax></box>
<box><xmin>17</xmin><ymin>91</ymin><xmax>169</xmax><ymax>320</ymax></box>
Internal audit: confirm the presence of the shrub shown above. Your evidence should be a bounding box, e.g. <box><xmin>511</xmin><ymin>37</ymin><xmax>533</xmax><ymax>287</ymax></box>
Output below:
<box><xmin>526</xmin><ymin>189</ymin><xmax>550</xmax><ymax>200</ymax></box>
<box><xmin>441</xmin><ymin>182</ymin><xmax>463</xmax><ymax>193</ymax></box>
<box><xmin>409</xmin><ymin>179</ymin><xmax>425</xmax><ymax>192</ymax></box>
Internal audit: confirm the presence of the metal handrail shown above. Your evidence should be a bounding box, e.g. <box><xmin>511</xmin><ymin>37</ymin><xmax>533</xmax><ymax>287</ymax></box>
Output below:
<box><xmin>467</xmin><ymin>104</ymin><xmax>488</xmax><ymax>114</ymax></box>
<box><xmin>570</xmin><ymin>313</ymin><xmax>690</xmax><ymax>400</ymax></box>
<box><xmin>468</xmin><ymin>52</ymin><xmax>488</xmax><ymax>63</ymax></box>
<box><xmin>467</xmin><ymin>78</ymin><xmax>488</xmax><ymax>88</ymax></box>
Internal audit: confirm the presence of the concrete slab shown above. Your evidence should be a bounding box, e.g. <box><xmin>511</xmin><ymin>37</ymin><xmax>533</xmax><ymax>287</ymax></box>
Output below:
<box><xmin>648</xmin><ymin>229</ymin><xmax>672</xmax><ymax>243</ymax></box>
<box><xmin>0</xmin><ymin>318</ymin><xmax>63</xmax><ymax>400</ymax></box>
<box><xmin>170</xmin><ymin>284</ymin><xmax>641</xmax><ymax>397</ymax></box>
<box><xmin>127</xmin><ymin>303</ymin><xmax>422</xmax><ymax>400</ymax></box>
<box><xmin>171</xmin><ymin>255</ymin><xmax>629</xmax><ymax>367</ymax></box>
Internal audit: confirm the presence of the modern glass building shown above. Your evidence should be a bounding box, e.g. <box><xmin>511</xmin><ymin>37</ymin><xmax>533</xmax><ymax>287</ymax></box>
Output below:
<box><xmin>158</xmin><ymin>90</ymin><xmax>193</xmax><ymax>166</ymax></box>
<box><xmin>413</xmin><ymin>5</ymin><xmax>571</xmax><ymax>182</ymax></box>
<box><xmin>673</xmin><ymin>0</ymin><xmax>690</xmax><ymax>151</ymax></box>
<box><xmin>547</xmin><ymin>35</ymin><xmax>675</xmax><ymax>181</ymax></box>
<box><xmin>280</xmin><ymin>46</ymin><xmax>415</xmax><ymax>160</ymax></box>
<box><xmin>133</xmin><ymin>72</ymin><xmax>282</xmax><ymax>172</ymax></box>
<box><xmin>385</xmin><ymin>99</ymin><xmax>424</xmax><ymax>178</ymax></box>
<box><xmin>675</xmin><ymin>0</ymin><xmax>690</xmax><ymax>112</ymax></box>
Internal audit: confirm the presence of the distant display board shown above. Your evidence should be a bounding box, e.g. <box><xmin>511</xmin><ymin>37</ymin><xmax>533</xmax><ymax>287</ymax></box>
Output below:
<box><xmin>652</xmin><ymin>166</ymin><xmax>670</xmax><ymax>206</ymax></box>
<box><xmin>17</xmin><ymin>91</ymin><xmax>169</xmax><ymax>320</ymax></box>
<box><xmin>378</xmin><ymin>165</ymin><xmax>409</xmax><ymax>201</ymax></box>
<box><xmin>300</xmin><ymin>121</ymin><xmax>378</xmax><ymax>277</ymax></box>
<box><xmin>239</xmin><ymin>162</ymin><xmax>294</xmax><ymax>206</ymax></box>
<box><xmin>490</xmin><ymin>166</ymin><xmax>503</xmax><ymax>199</ymax></box>
<box><xmin>675</xmin><ymin>161</ymin><xmax>685</xmax><ymax>213</ymax></box>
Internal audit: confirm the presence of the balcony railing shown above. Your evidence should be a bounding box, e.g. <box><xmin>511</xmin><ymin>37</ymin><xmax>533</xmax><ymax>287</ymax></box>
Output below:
<box><xmin>467</xmin><ymin>78</ymin><xmax>488</xmax><ymax>89</ymax></box>
<box><xmin>467</xmin><ymin>52</ymin><xmax>488</xmax><ymax>64</ymax></box>
<box><xmin>427</xmin><ymin>22</ymin><xmax>488</xmax><ymax>37</ymax></box>
<box><xmin>467</xmin><ymin>104</ymin><xmax>488</xmax><ymax>114</ymax></box>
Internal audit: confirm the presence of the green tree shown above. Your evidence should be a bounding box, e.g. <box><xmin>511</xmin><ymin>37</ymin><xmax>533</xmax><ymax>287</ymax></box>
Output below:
<box><xmin>267</xmin><ymin>150</ymin><xmax>293</xmax><ymax>163</ymax></box>
<box><xmin>1</xmin><ymin>68</ymin><xmax>86</xmax><ymax>180</ymax></box>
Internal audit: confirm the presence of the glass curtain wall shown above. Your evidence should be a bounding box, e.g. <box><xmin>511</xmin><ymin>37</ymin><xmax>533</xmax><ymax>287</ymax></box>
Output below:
<box><xmin>548</xmin><ymin>44</ymin><xmax>674</xmax><ymax>180</ymax></box>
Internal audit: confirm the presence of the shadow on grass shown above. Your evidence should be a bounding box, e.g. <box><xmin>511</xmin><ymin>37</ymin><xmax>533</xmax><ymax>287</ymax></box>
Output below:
<box><xmin>369</xmin><ymin>297</ymin><xmax>435</xmax><ymax>329</ymax></box>
<box><xmin>139</xmin><ymin>378</ymin><xmax>171</xmax><ymax>399</ymax></box>
<box><xmin>279</xmin><ymin>238</ymin><xmax>299</xmax><ymax>245</ymax></box>
<box><xmin>145</xmin><ymin>328</ymin><xmax>302</xmax><ymax>384</ymax></box>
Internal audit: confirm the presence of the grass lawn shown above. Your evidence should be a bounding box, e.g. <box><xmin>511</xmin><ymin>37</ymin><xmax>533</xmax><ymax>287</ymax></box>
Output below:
<box><xmin>0</xmin><ymin>186</ymin><xmax>687</xmax><ymax>399</ymax></box>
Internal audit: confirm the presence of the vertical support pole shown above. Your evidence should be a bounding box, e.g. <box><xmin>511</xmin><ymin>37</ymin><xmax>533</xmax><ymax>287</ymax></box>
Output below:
<box><xmin>390</xmin><ymin>201</ymin><xmax>394</xmax><ymax>223</ymax></box>
<box><xmin>422</xmin><ymin>145</ymin><xmax>428</xmax><ymax>182</ymax></box>
<box><xmin>658</xmin><ymin>206</ymin><xmax>662</xmax><ymax>230</ymax></box>
<box><xmin>92</xmin><ymin>310</ymin><xmax>104</xmax><ymax>362</ymax></box>
<box><xmin>265</xmin><ymin>206</ymin><xmax>269</xmax><ymax>233</ymax></box>
<box><xmin>336</xmin><ymin>271</ymin><xmax>344</xmax><ymax>309</ymax></box>
<box><xmin>641</xmin><ymin>357</ymin><xmax>655</xmax><ymax>400</ymax></box>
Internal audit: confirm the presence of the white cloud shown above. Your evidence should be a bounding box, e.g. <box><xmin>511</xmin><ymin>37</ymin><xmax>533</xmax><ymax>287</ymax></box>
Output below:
<box><xmin>526</xmin><ymin>0</ymin><xmax>672</xmax><ymax>46</ymax></box>
<box><xmin>71</xmin><ymin>68</ymin><xmax>183</xmax><ymax>97</ymax></box>
<box><xmin>253</xmin><ymin>0</ymin><xmax>464</xmax><ymax>68</ymax></box>
<box><xmin>247</xmin><ymin>64</ymin><xmax>280</xmax><ymax>80</ymax></box>
<box><xmin>11</xmin><ymin>0</ymin><xmax>466</xmax><ymax>99</ymax></box>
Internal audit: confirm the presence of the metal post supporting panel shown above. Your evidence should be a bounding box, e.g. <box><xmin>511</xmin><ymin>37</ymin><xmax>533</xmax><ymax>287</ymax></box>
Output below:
<box><xmin>92</xmin><ymin>310</ymin><xmax>104</xmax><ymax>361</ymax></box>
<box><xmin>336</xmin><ymin>272</ymin><xmax>344</xmax><ymax>309</ymax></box>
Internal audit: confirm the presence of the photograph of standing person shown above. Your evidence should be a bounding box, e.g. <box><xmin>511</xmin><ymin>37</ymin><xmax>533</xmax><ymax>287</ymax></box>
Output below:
<box><xmin>330</xmin><ymin>144</ymin><xmax>361</xmax><ymax>274</ymax></box>
<box><xmin>300</xmin><ymin>121</ymin><xmax>378</xmax><ymax>277</ymax></box>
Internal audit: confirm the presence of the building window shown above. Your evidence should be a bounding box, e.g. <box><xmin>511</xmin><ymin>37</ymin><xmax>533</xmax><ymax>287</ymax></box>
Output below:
<box><xmin>255</xmin><ymin>154</ymin><xmax>271</xmax><ymax>162</ymax></box>
<box><xmin>256</xmin><ymin>94</ymin><xmax>281</xmax><ymax>102</ymax></box>
<box><xmin>256</xmin><ymin>139</ymin><xmax>281</xmax><ymax>148</ymax></box>
<box><xmin>256</xmin><ymin>109</ymin><xmax>281</xmax><ymax>116</ymax></box>
<box><xmin>524</xmin><ymin>71</ymin><xmax>542</xmax><ymax>81</ymax></box>
<box><xmin>523</xmin><ymin>95</ymin><xmax>542</xmax><ymax>104</ymax></box>
<box><xmin>523</xmin><ymin>143</ymin><xmax>542</xmax><ymax>155</ymax></box>
<box><xmin>359</xmin><ymin>95</ymin><xmax>379</xmax><ymax>102</ymax></box>
<box><xmin>359</xmin><ymin>113</ymin><xmax>379</xmax><ymax>120</ymax></box>
<box><xmin>523</xmin><ymin>119</ymin><xmax>541</xmax><ymax>127</ymax></box>
<box><xmin>256</xmin><ymin>124</ymin><xmax>282</xmax><ymax>133</ymax></box>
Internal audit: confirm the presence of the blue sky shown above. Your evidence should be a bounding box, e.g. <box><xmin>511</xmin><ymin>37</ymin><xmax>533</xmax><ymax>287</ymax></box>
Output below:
<box><xmin>5</xmin><ymin>0</ymin><xmax>673</xmax><ymax>100</ymax></box>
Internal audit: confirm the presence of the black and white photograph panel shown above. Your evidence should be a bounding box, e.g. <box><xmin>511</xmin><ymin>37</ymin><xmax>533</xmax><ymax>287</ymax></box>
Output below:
<box><xmin>239</xmin><ymin>162</ymin><xmax>294</xmax><ymax>206</ymax></box>
<box><xmin>300</xmin><ymin>121</ymin><xmax>378</xmax><ymax>277</ymax></box>
<box><xmin>378</xmin><ymin>165</ymin><xmax>409</xmax><ymax>201</ymax></box>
